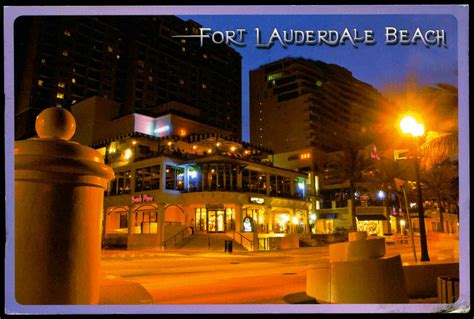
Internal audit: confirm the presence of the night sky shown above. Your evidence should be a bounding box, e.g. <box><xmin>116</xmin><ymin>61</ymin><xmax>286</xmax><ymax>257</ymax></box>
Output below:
<box><xmin>179</xmin><ymin>14</ymin><xmax>458</xmax><ymax>142</ymax></box>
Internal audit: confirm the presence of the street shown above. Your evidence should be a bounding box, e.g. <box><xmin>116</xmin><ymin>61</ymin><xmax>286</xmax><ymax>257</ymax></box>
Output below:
<box><xmin>100</xmin><ymin>233</ymin><xmax>459</xmax><ymax>304</ymax></box>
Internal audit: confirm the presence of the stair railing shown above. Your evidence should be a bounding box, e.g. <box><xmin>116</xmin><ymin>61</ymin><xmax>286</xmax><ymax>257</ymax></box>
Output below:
<box><xmin>230</xmin><ymin>230</ymin><xmax>254</xmax><ymax>251</ymax></box>
<box><xmin>162</xmin><ymin>226</ymin><xmax>192</xmax><ymax>248</ymax></box>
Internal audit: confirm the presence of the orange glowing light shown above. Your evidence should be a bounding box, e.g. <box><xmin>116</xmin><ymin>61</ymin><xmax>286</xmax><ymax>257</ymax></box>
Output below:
<box><xmin>300</xmin><ymin>152</ymin><xmax>311</xmax><ymax>159</ymax></box>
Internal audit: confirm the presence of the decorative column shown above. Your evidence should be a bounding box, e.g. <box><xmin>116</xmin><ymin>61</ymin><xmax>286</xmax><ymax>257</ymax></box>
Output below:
<box><xmin>235</xmin><ymin>204</ymin><xmax>243</xmax><ymax>232</ymax></box>
<box><xmin>15</xmin><ymin>107</ymin><xmax>114</xmax><ymax>304</ymax></box>
<box><xmin>157</xmin><ymin>203</ymin><xmax>166</xmax><ymax>250</ymax></box>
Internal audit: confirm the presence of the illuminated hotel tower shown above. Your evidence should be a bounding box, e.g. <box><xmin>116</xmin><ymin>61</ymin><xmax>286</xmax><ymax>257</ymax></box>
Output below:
<box><xmin>15</xmin><ymin>15</ymin><xmax>242</xmax><ymax>140</ymax></box>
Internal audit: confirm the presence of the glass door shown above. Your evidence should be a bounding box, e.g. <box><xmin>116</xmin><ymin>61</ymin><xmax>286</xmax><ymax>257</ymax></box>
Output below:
<box><xmin>207</xmin><ymin>210</ymin><xmax>225</xmax><ymax>232</ymax></box>
<box><xmin>208</xmin><ymin>211</ymin><xmax>216</xmax><ymax>232</ymax></box>
<box><xmin>216</xmin><ymin>210</ymin><xmax>225</xmax><ymax>232</ymax></box>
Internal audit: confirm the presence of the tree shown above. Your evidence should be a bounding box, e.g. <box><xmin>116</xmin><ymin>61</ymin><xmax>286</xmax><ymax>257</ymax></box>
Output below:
<box><xmin>421</xmin><ymin>164</ymin><xmax>457</xmax><ymax>232</ymax></box>
<box><xmin>336</xmin><ymin>141</ymin><xmax>374</xmax><ymax>231</ymax></box>
<box><xmin>368</xmin><ymin>159</ymin><xmax>406</xmax><ymax>234</ymax></box>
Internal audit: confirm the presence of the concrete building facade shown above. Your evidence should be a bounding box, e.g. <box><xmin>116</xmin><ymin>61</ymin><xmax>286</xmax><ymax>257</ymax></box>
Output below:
<box><xmin>72</xmin><ymin>97</ymin><xmax>310</xmax><ymax>251</ymax></box>
<box><xmin>249</xmin><ymin>57</ymin><xmax>384</xmax><ymax>153</ymax></box>
<box><xmin>15</xmin><ymin>15</ymin><xmax>242</xmax><ymax>140</ymax></box>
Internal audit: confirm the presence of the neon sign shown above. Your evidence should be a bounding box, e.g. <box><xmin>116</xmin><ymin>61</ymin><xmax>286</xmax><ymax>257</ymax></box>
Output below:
<box><xmin>154</xmin><ymin>125</ymin><xmax>170</xmax><ymax>133</ymax></box>
<box><xmin>131</xmin><ymin>194</ymin><xmax>154</xmax><ymax>203</ymax></box>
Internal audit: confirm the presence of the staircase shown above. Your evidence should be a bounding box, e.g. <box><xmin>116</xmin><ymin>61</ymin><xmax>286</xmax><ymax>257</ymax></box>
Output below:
<box><xmin>176</xmin><ymin>233</ymin><xmax>247</xmax><ymax>252</ymax></box>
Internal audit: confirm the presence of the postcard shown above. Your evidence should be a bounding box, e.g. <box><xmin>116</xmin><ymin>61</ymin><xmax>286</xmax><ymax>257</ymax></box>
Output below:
<box><xmin>4</xmin><ymin>5</ymin><xmax>469</xmax><ymax>315</ymax></box>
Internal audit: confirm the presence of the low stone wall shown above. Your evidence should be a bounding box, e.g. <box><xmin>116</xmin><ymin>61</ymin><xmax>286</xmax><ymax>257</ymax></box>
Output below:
<box><xmin>403</xmin><ymin>262</ymin><xmax>459</xmax><ymax>298</ymax></box>
<box><xmin>278</xmin><ymin>234</ymin><xmax>300</xmax><ymax>250</ymax></box>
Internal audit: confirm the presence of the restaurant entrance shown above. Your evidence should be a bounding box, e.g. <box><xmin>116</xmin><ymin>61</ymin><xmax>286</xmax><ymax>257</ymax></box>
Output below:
<box><xmin>207</xmin><ymin>210</ymin><xmax>225</xmax><ymax>233</ymax></box>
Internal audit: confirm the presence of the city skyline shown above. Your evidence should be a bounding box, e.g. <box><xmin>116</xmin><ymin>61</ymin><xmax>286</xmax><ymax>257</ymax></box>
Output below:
<box><xmin>179</xmin><ymin>14</ymin><xmax>458</xmax><ymax>141</ymax></box>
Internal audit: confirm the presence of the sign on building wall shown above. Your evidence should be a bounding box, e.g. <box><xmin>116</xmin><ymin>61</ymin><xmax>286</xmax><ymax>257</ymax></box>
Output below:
<box><xmin>249</xmin><ymin>197</ymin><xmax>265</xmax><ymax>205</ymax></box>
<box><xmin>242</xmin><ymin>216</ymin><xmax>254</xmax><ymax>232</ymax></box>
<box><xmin>131</xmin><ymin>194</ymin><xmax>154</xmax><ymax>203</ymax></box>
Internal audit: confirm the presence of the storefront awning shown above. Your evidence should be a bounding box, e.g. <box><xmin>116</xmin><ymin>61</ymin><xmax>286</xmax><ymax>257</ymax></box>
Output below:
<box><xmin>356</xmin><ymin>214</ymin><xmax>387</xmax><ymax>221</ymax></box>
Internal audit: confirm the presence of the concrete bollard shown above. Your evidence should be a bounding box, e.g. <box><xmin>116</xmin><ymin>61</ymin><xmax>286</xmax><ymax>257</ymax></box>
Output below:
<box><xmin>348</xmin><ymin>231</ymin><xmax>367</xmax><ymax>241</ymax></box>
<box><xmin>15</xmin><ymin>107</ymin><xmax>114</xmax><ymax>304</ymax></box>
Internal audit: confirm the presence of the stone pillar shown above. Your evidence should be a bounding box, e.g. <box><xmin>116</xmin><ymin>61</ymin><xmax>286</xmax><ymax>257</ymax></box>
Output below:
<box><xmin>265</xmin><ymin>206</ymin><xmax>272</xmax><ymax>232</ymax></box>
<box><xmin>157</xmin><ymin>203</ymin><xmax>166</xmax><ymax>250</ymax></box>
<box><xmin>127</xmin><ymin>205</ymin><xmax>133</xmax><ymax>235</ymax></box>
<box><xmin>235</xmin><ymin>204</ymin><xmax>243</xmax><ymax>232</ymax></box>
<box><xmin>15</xmin><ymin>107</ymin><xmax>114</xmax><ymax>304</ymax></box>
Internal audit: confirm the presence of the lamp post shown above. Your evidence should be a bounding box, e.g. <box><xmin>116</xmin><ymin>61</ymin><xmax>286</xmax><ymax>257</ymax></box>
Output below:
<box><xmin>400</xmin><ymin>115</ymin><xmax>430</xmax><ymax>262</ymax></box>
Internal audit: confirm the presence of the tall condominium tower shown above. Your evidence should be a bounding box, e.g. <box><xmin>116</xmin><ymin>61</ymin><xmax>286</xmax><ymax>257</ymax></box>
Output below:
<box><xmin>249</xmin><ymin>57</ymin><xmax>384</xmax><ymax>153</ymax></box>
<box><xmin>15</xmin><ymin>16</ymin><xmax>242</xmax><ymax>140</ymax></box>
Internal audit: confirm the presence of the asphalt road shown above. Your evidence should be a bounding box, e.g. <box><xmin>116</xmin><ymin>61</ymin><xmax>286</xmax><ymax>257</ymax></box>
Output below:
<box><xmin>100</xmin><ymin>233</ymin><xmax>459</xmax><ymax>304</ymax></box>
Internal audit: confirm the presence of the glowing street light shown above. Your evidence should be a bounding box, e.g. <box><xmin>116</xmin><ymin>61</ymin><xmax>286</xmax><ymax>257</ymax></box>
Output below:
<box><xmin>399</xmin><ymin>115</ymin><xmax>430</xmax><ymax>262</ymax></box>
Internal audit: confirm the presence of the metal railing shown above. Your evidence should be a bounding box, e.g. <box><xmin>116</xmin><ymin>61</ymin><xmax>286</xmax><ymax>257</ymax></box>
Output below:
<box><xmin>162</xmin><ymin>226</ymin><xmax>192</xmax><ymax>248</ymax></box>
<box><xmin>230</xmin><ymin>230</ymin><xmax>254</xmax><ymax>251</ymax></box>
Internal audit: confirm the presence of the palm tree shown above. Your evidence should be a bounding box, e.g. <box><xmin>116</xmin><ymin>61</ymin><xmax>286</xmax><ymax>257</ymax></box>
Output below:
<box><xmin>368</xmin><ymin>159</ymin><xmax>406</xmax><ymax>234</ymax></box>
<box><xmin>336</xmin><ymin>141</ymin><xmax>374</xmax><ymax>231</ymax></box>
<box><xmin>421</xmin><ymin>164</ymin><xmax>457</xmax><ymax>232</ymax></box>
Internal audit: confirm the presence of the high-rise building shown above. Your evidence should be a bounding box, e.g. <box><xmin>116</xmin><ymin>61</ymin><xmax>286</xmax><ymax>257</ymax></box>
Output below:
<box><xmin>15</xmin><ymin>16</ymin><xmax>242</xmax><ymax>140</ymax></box>
<box><xmin>249</xmin><ymin>57</ymin><xmax>384</xmax><ymax>153</ymax></box>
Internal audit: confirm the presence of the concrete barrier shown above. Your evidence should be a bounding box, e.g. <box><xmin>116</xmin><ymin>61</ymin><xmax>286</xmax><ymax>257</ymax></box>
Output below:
<box><xmin>403</xmin><ymin>262</ymin><xmax>459</xmax><ymax>298</ymax></box>
<box><xmin>306</xmin><ymin>266</ymin><xmax>331</xmax><ymax>303</ymax></box>
<box><xmin>330</xmin><ymin>255</ymin><xmax>409</xmax><ymax>304</ymax></box>
<box><xmin>329</xmin><ymin>237</ymin><xmax>386</xmax><ymax>263</ymax></box>
<box><xmin>348</xmin><ymin>231</ymin><xmax>368</xmax><ymax>241</ymax></box>
<box><xmin>278</xmin><ymin>234</ymin><xmax>300</xmax><ymax>250</ymax></box>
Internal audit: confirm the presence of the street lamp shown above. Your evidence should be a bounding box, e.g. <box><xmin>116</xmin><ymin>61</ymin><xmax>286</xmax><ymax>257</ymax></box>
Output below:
<box><xmin>399</xmin><ymin>115</ymin><xmax>430</xmax><ymax>262</ymax></box>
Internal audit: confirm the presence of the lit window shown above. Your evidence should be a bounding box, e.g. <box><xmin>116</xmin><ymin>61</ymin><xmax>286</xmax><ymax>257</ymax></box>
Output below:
<box><xmin>202</xmin><ymin>83</ymin><xmax>207</xmax><ymax>89</ymax></box>
<box><xmin>57</xmin><ymin>81</ymin><xmax>65</xmax><ymax>88</ymax></box>
<box><xmin>107</xmin><ymin>45</ymin><xmax>113</xmax><ymax>53</ymax></box>
<box><xmin>41</xmin><ymin>58</ymin><xmax>46</xmax><ymax>64</ymax></box>
<box><xmin>56</xmin><ymin>92</ymin><xmax>64</xmax><ymax>99</ymax></box>
<box><xmin>203</xmin><ymin>54</ymin><xmax>208</xmax><ymax>59</ymax></box>
<box><xmin>267</xmin><ymin>73</ymin><xmax>282</xmax><ymax>81</ymax></box>
<box><xmin>123</xmin><ymin>148</ymin><xmax>133</xmax><ymax>160</ymax></box>
<box><xmin>181</xmin><ymin>39</ymin><xmax>186</xmax><ymax>44</ymax></box>
<box><xmin>64</xmin><ymin>30</ymin><xmax>71</xmax><ymax>36</ymax></box>
<box><xmin>62</xmin><ymin>50</ymin><xmax>69</xmax><ymax>57</ymax></box>
<box><xmin>148</xmin><ymin>76</ymin><xmax>153</xmax><ymax>82</ymax></box>
<box><xmin>181</xmin><ymin>47</ymin><xmax>186</xmax><ymax>52</ymax></box>
<box><xmin>37</xmin><ymin>80</ymin><xmax>43</xmax><ymax>86</ymax></box>
<box><xmin>300</xmin><ymin>153</ymin><xmax>311</xmax><ymax>160</ymax></box>
<box><xmin>71</xmin><ymin>78</ymin><xmax>76</xmax><ymax>84</ymax></box>
<box><xmin>179</xmin><ymin>79</ymin><xmax>184</xmax><ymax>85</ymax></box>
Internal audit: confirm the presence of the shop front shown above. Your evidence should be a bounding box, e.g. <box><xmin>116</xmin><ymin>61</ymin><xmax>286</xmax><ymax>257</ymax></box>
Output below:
<box><xmin>194</xmin><ymin>205</ymin><xmax>236</xmax><ymax>233</ymax></box>
<box><xmin>356</xmin><ymin>214</ymin><xmax>387</xmax><ymax>236</ymax></box>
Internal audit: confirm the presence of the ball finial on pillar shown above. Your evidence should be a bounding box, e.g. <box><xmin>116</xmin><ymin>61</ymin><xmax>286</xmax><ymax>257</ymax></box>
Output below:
<box><xmin>35</xmin><ymin>107</ymin><xmax>76</xmax><ymax>140</ymax></box>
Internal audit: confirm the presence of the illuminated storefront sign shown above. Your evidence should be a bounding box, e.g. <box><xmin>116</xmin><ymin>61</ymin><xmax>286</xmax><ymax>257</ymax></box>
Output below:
<box><xmin>249</xmin><ymin>197</ymin><xmax>265</xmax><ymax>205</ymax></box>
<box><xmin>131</xmin><ymin>194</ymin><xmax>154</xmax><ymax>203</ymax></box>
<box><xmin>154</xmin><ymin>125</ymin><xmax>170</xmax><ymax>133</ymax></box>
<box><xmin>242</xmin><ymin>216</ymin><xmax>254</xmax><ymax>232</ymax></box>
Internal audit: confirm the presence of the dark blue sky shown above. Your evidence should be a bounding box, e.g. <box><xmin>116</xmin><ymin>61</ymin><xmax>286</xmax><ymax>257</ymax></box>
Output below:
<box><xmin>179</xmin><ymin>15</ymin><xmax>458</xmax><ymax>141</ymax></box>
